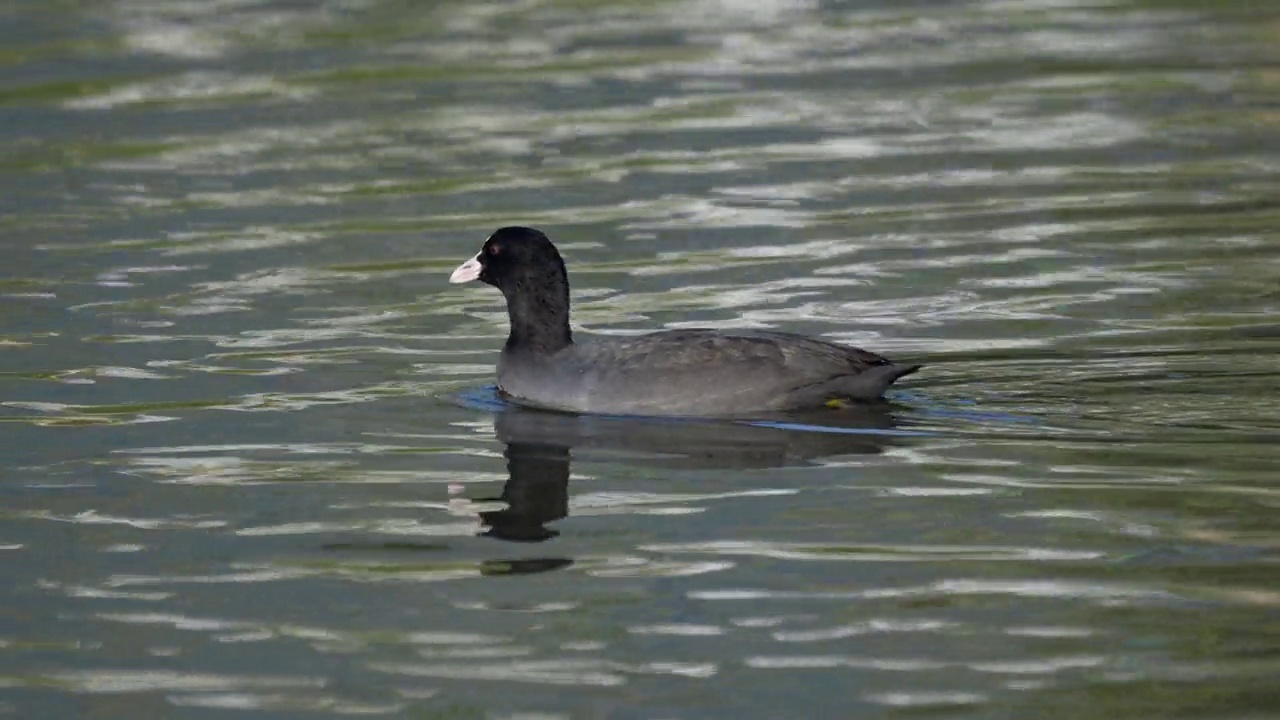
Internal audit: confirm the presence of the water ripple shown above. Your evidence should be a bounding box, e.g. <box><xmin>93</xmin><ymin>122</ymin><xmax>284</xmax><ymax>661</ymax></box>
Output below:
<box><xmin>4</xmin><ymin>0</ymin><xmax>1278</xmax><ymax>717</ymax></box>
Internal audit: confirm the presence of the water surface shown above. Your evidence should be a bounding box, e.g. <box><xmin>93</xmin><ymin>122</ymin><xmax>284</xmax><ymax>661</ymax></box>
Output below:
<box><xmin>3</xmin><ymin>0</ymin><xmax>1279</xmax><ymax>717</ymax></box>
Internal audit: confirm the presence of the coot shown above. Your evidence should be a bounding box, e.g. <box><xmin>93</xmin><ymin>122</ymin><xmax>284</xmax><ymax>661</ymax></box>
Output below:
<box><xmin>449</xmin><ymin>227</ymin><xmax>919</xmax><ymax>417</ymax></box>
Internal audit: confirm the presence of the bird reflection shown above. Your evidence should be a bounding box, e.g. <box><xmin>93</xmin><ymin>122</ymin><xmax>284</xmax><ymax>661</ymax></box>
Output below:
<box><xmin>475</xmin><ymin>404</ymin><xmax>910</xmax><ymax>543</ymax></box>
<box><xmin>477</xmin><ymin>440</ymin><xmax>570</xmax><ymax>542</ymax></box>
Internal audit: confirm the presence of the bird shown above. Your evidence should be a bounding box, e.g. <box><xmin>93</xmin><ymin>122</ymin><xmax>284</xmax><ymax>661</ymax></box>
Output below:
<box><xmin>449</xmin><ymin>226</ymin><xmax>920</xmax><ymax>418</ymax></box>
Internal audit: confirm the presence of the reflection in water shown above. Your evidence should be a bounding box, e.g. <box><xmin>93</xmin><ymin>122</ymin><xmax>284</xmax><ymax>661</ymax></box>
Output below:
<box><xmin>478</xmin><ymin>440</ymin><xmax>569</xmax><ymax>543</ymax></box>
<box><xmin>477</xmin><ymin>404</ymin><xmax>906</xmax><ymax>543</ymax></box>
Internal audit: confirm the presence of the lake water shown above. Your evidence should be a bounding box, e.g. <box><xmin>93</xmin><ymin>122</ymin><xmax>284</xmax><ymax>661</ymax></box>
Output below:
<box><xmin>3</xmin><ymin>0</ymin><xmax>1279</xmax><ymax>717</ymax></box>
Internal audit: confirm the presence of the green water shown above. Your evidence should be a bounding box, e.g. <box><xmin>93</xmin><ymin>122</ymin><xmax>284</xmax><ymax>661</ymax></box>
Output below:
<box><xmin>3</xmin><ymin>0</ymin><xmax>1279</xmax><ymax>717</ymax></box>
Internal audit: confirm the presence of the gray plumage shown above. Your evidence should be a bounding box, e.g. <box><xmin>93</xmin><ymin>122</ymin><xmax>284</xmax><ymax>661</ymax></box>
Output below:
<box><xmin>450</xmin><ymin>227</ymin><xmax>920</xmax><ymax>418</ymax></box>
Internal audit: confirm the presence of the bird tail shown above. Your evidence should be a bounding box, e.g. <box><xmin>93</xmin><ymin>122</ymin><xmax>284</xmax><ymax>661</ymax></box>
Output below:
<box><xmin>834</xmin><ymin>363</ymin><xmax>922</xmax><ymax>401</ymax></box>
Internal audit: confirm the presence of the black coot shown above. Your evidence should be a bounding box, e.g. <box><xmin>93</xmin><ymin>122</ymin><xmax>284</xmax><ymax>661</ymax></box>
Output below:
<box><xmin>449</xmin><ymin>227</ymin><xmax>920</xmax><ymax>417</ymax></box>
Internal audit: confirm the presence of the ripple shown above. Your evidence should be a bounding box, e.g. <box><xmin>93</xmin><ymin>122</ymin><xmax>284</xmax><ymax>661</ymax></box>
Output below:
<box><xmin>370</xmin><ymin>658</ymin><xmax>717</xmax><ymax>687</ymax></box>
<box><xmin>690</xmin><ymin>579</ymin><xmax>1174</xmax><ymax>604</ymax></box>
<box><xmin>628</xmin><ymin>624</ymin><xmax>725</xmax><ymax>636</ymax></box>
<box><xmin>4</xmin><ymin>0</ymin><xmax>1279</xmax><ymax>718</ymax></box>
<box><xmin>865</xmin><ymin>691</ymin><xmax>987</xmax><ymax>708</ymax></box>
<box><xmin>41</xmin><ymin>670</ymin><xmax>325</xmax><ymax>694</ymax></box>
<box><xmin>772</xmin><ymin>619</ymin><xmax>955</xmax><ymax>643</ymax></box>
<box><xmin>19</xmin><ymin>510</ymin><xmax>225</xmax><ymax>531</ymax></box>
<box><xmin>582</xmin><ymin>557</ymin><xmax>734</xmax><ymax>579</ymax></box>
<box><xmin>644</xmin><ymin>541</ymin><xmax>1102</xmax><ymax>562</ymax></box>
<box><xmin>65</xmin><ymin>72</ymin><xmax>314</xmax><ymax>110</ymax></box>
<box><xmin>745</xmin><ymin>655</ymin><xmax>945</xmax><ymax>671</ymax></box>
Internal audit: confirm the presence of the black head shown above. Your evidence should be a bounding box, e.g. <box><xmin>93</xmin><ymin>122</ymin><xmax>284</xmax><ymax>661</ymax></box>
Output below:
<box><xmin>450</xmin><ymin>227</ymin><xmax>566</xmax><ymax>291</ymax></box>
<box><xmin>449</xmin><ymin>226</ymin><xmax>572</xmax><ymax>353</ymax></box>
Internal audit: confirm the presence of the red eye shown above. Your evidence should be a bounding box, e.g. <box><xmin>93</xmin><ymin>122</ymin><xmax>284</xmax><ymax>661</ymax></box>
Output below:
<box><xmin>487</xmin><ymin>244</ymin><xmax>501</xmax><ymax>256</ymax></box>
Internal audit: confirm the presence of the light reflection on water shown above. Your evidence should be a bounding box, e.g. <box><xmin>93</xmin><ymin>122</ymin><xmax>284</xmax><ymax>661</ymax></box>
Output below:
<box><xmin>3</xmin><ymin>0</ymin><xmax>1280</xmax><ymax>717</ymax></box>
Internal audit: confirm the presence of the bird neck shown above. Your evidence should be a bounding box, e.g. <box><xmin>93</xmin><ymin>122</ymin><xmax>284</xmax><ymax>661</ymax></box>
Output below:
<box><xmin>503</xmin><ymin>283</ymin><xmax>573</xmax><ymax>354</ymax></box>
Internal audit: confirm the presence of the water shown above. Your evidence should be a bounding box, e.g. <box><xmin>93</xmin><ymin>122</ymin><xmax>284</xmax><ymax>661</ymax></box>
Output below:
<box><xmin>3</xmin><ymin>0</ymin><xmax>1279</xmax><ymax>717</ymax></box>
